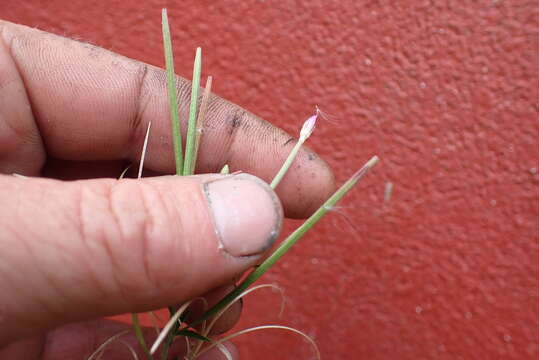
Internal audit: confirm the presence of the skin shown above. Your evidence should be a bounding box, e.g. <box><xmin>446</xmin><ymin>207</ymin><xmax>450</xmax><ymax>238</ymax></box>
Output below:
<box><xmin>0</xmin><ymin>20</ymin><xmax>335</xmax><ymax>359</ymax></box>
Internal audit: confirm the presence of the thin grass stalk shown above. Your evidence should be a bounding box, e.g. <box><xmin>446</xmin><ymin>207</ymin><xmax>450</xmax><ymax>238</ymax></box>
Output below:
<box><xmin>270</xmin><ymin>111</ymin><xmax>317</xmax><ymax>189</ymax></box>
<box><xmin>203</xmin><ymin>284</ymin><xmax>284</xmax><ymax>338</ymax></box>
<box><xmin>182</xmin><ymin>47</ymin><xmax>202</xmax><ymax>176</ymax></box>
<box><xmin>138</xmin><ymin>122</ymin><xmax>152</xmax><ymax>179</ymax></box>
<box><xmin>214</xmin><ymin>343</ymin><xmax>234</xmax><ymax>360</ymax></box>
<box><xmin>131</xmin><ymin>313</ymin><xmax>153</xmax><ymax>360</ymax></box>
<box><xmin>118</xmin><ymin>165</ymin><xmax>131</xmax><ymax>179</ymax></box>
<box><xmin>192</xmin><ymin>284</ymin><xmax>284</xmax><ymax>357</ymax></box>
<box><xmin>162</xmin><ymin>9</ymin><xmax>183</xmax><ymax>175</ymax></box>
<box><xmin>192</xmin><ymin>155</ymin><xmax>379</xmax><ymax>326</ymax></box>
<box><xmin>148</xmin><ymin>311</ymin><xmax>161</xmax><ymax>336</ymax></box>
<box><xmin>88</xmin><ymin>330</ymin><xmax>131</xmax><ymax>360</ymax></box>
<box><xmin>130</xmin><ymin>123</ymin><xmax>153</xmax><ymax>360</ymax></box>
<box><xmin>192</xmin><ymin>76</ymin><xmax>212</xmax><ymax>173</ymax></box>
<box><xmin>270</xmin><ymin>139</ymin><xmax>304</xmax><ymax>189</ymax></box>
<box><xmin>152</xmin><ymin>302</ymin><xmax>191</xmax><ymax>358</ymax></box>
<box><xmin>159</xmin><ymin>326</ymin><xmax>177</xmax><ymax>360</ymax></box>
<box><xmin>196</xmin><ymin>325</ymin><xmax>320</xmax><ymax>360</ymax></box>
<box><xmin>12</xmin><ymin>173</ymin><xmax>28</xmax><ymax>179</ymax></box>
<box><xmin>153</xmin><ymin>299</ymin><xmax>204</xmax><ymax>359</ymax></box>
<box><xmin>117</xmin><ymin>340</ymin><xmax>140</xmax><ymax>360</ymax></box>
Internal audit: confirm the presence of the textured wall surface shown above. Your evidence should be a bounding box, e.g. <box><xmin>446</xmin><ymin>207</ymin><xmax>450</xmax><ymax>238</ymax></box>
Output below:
<box><xmin>2</xmin><ymin>0</ymin><xmax>538</xmax><ymax>359</ymax></box>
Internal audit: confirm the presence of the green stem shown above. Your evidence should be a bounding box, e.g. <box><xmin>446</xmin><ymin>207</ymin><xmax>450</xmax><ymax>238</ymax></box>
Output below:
<box><xmin>270</xmin><ymin>139</ymin><xmax>304</xmax><ymax>189</ymax></box>
<box><xmin>131</xmin><ymin>313</ymin><xmax>153</xmax><ymax>360</ymax></box>
<box><xmin>183</xmin><ymin>47</ymin><xmax>202</xmax><ymax>176</ymax></box>
<box><xmin>159</xmin><ymin>327</ymin><xmax>178</xmax><ymax>360</ymax></box>
<box><xmin>192</xmin><ymin>156</ymin><xmax>379</xmax><ymax>326</ymax></box>
<box><xmin>158</xmin><ymin>306</ymin><xmax>180</xmax><ymax>360</ymax></box>
<box><xmin>162</xmin><ymin>9</ymin><xmax>183</xmax><ymax>175</ymax></box>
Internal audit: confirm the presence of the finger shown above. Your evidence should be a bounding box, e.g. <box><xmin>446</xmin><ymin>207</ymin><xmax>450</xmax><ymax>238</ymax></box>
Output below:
<box><xmin>0</xmin><ymin>319</ymin><xmax>214</xmax><ymax>360</ymax></box>
<box><xmin>38</xmin><ymin>320</ymin><xmax>188</xmax><ymax>360</ymax></box>
<box><xmin>0</xmin><ymin>173</ymin><xmax>282</xmax><ymax>346</ymax></box>
<box><xmin>41</xmin><ymin>158</ymin><xmax>164</xmax><ymax>180</ymax></box>
<box><xmin>0</xmin><ymin>20</ymin><xmax>335</xmax><ymax>218</ymax></box>
<box><xmin>0</xmin><ymin>336</ymin><xmax>44</xmax><ymax>359</ymax></box>
<box><xmin>41</xmin><ymin>158</ymin><xmax>129</xmax><ymax>180</ymax></box>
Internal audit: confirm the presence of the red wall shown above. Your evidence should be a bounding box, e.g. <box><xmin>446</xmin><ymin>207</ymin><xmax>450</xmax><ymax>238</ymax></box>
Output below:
<box><xmin>2</xmin><ymin>1</ymin><xmax>537</xmax><ymax>359</ymax></box>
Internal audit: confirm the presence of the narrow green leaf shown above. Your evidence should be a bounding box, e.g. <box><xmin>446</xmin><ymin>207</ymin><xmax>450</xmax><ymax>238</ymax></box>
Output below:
<box><xmin>192</xmin><ymin>156</ymin><xmax>380</xmax><ymax>325</ymax></box>
<box><xmin>176</xmin><ymin>329</ymin><xmax>211</xmax><ymax>342</ymax></box>
<box><xmin>131</xmin><ymin>313</ymin><xmax>153</xmax><ymax>360</ymax></box>
<box><xmin>162</xmin><ymin>9</ymin><xmax>183</xmax><ymax>175</ymax></box>
<box><xmin>183</xmin><ymin>47</ymin><xmax>202</xmax><ymax>176</ymax></box>
<box><xmin>160</xmin><ymin>330</ymin><xmax>176</xmax><ymax>360</ymax></box>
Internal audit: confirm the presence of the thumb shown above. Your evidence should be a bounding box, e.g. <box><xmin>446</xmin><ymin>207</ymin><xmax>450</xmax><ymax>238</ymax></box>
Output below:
<box><xmin>0</xmin><ymin>173</ymin><xmax>282</xmax><ymax>345</ymax></box>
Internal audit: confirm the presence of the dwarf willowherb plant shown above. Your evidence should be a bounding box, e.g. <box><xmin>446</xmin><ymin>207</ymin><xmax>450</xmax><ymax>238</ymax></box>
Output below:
<box><xmin>89</xmin><ymin>9</ymin><xmax>379</xmax><ymax>360</ymax></box>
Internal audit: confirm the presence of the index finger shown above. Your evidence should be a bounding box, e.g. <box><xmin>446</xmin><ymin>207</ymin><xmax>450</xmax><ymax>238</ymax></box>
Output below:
<box><xmin>0</xmin><ymin>20</ymin><xmax>335</xmax><ymax>218</ymax></box>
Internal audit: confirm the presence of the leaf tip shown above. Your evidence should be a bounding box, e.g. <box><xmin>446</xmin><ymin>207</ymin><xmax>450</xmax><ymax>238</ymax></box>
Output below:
<box><xmin>352</xmin><ymin>155</ymin><xmax>379</xmax><ymax>180</ymax></box>
<box><xmin>220</xmin><ymin>164</ymin><xmax>230</xmax><ymax>174</ymax></box>
<box><xmin>367</xmin><ymin>155</ymin><xmax>380</xmax><ymax>167</ymax></box>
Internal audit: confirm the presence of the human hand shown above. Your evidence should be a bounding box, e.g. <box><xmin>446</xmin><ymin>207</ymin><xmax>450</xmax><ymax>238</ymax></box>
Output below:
<box><xmin>0</xmin><ymin>20</ymin><xmax>335</xmax><ymax>359</ymax></box>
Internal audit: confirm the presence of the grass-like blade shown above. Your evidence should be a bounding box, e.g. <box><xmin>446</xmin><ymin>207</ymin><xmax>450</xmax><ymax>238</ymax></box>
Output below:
<box><xmin>162</xmin><ymin>9</ymin><xmax>183</xmax><ymax>175</ymax></box>
<box><xmin>151</xmin><ymin>302</ymin><xmax>192</xmax><ymax>359</ymax></box>
<box><xmin>183</xmin><ymin>47</ymin><xmax>202</xmax><ymax>175</ymax></box>
<box><xmin>176</xmin><ymin>329</ymin><xmax>211</xmax><ymax>342</ymax></box>
<box><xmin>131</xmin><ymin>313</ymin><xmax>153</xmax><ymax>359</ymax></box>
<box><xmin>196</xmin><ymin>325</ymin><xmax>320</xmax><ymax>360</ymax></box>
<box><xmin>192</xmin><ymin>155</ymin><xmax>379</xmax><ymax>325</ymax></box>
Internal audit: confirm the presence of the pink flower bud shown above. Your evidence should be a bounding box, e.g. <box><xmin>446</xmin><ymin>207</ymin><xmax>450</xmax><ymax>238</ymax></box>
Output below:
<box><xmin>300</xmin><ymin>113</ymin><xmax>317</xmax><ymax>141</ymax></box>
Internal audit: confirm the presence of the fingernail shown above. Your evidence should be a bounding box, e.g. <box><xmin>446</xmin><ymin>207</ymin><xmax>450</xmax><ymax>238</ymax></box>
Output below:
<box><xmin>204</xmin><ymin>173</ymin><xmax>282</xmax><ymax>257</ymax></box>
